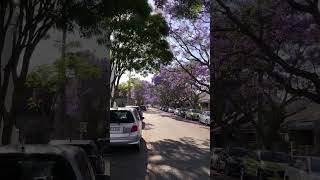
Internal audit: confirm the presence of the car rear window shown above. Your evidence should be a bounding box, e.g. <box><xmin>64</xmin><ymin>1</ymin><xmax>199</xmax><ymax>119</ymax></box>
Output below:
<box><xmin>111</xmin><ymin>110</ymin><xmax>135</xmax><ymax>123</ymax></box>
<box><xmin>0</xmin><ymin>157</ymin><xmax>76</xmax><ymax>180</ymax></box>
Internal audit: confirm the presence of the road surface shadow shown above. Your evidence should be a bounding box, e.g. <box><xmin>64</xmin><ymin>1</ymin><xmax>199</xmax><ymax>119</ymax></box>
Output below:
<box><xmin>111</xmin><ymin>138</ymin><xmax>148</xmax><ymax>180</ymax></box>
<box><xmin>147</xmin><ymin>137</ymin><xmax>210</xmax><ymax>180</ymax></box>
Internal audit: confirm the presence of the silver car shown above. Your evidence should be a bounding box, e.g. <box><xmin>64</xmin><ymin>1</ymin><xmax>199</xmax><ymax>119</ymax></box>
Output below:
<box><xmin>168</xmin><ymin>107</ymin><xmax>175</xmax><ymax>113</ymax></box>
<box><xmin>110</xmin><ymin>107</ymin><xmax>143</xmax><ymax>151</ymax></box>
<box><xmin>199</xmin><ymin>111</ymin><xmax>211</xmax><ymax>125</ymax></box>
<box><xmin>174</xmin><ymin>108</ymin><xmax>180</xmax><ymax>115</ymax></box>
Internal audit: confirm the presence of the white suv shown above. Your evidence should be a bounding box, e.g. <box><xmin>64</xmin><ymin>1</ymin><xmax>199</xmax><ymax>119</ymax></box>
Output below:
<box><xmin>110</xmin><ymin>107</ymin><xmax>143</xmax><ymax>151</ymax></box>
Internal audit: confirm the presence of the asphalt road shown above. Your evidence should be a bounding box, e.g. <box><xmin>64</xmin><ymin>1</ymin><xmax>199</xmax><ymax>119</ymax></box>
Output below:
<box><xmin>111</xmin><ymin>108</ymin><xmax>210</xmax><ymax>180</ymax></box>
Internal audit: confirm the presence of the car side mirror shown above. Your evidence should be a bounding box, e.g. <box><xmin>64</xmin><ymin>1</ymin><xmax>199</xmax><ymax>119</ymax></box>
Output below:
<box><xmin>96</xmin><ymin>174</ymin><xmax>107</xmax><ymax>180</ymax></box>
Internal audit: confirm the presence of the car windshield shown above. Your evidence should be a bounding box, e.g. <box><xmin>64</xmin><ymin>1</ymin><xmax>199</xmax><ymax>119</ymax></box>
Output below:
<box><xmin>229</xmin><ymin>148</ymin><xmax>248</xmax><ymax>157</ymax></box>
<box><xmin>311</xmin><ymin>158</ymin><xmax>320</xmax><ymax>172</ymax></box>
<box><xmin>111</xmin><ymin>110</ymin><xmax>135</xmax><ymax>123</ymax></box>
<box><xmin>0</xmin><ymin>157</ymin><xmax>76</xmax><ymax>180</ymax></box>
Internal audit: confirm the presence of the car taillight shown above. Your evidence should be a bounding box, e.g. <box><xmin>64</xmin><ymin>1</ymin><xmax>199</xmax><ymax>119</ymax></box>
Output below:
<box><xmin>131</xmin><ymin>125</ymin><xmax>138</xmax><ymax>132</ymax></box>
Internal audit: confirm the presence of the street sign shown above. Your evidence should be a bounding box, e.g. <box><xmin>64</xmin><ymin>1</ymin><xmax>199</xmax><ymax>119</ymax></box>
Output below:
<box><xmin>79</xmin><ymin>122</ymin><xmax>88</xmax><ymax>133</ymax></box>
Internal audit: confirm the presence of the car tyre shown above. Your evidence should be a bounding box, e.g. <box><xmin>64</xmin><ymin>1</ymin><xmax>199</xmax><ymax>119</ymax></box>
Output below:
<box><xmin>133</xmin><ymin>141</ymin><xmax>141</xmax><ymax>152</ymax></box>
<box><xmin>134</xmin><ymin>144</ymin><xmax>140</xmax><ymax>152</ymax></box>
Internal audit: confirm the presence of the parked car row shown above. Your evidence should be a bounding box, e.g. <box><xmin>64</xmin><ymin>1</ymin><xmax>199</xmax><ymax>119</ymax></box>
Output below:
<box><xmin>159</xmin><ymin>106</ymin><xmax>211</xmax><ymax>125</ymax></box>
<box><xmin>211</xmin><ymin>147</ymin><xmax>320</xmax><ymax>180</ymax></box>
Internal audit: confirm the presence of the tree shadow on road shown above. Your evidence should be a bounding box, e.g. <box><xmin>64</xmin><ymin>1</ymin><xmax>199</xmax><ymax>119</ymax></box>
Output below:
<box><xmin>147</xmin><ymin>137</ymin><xmax>210</xmax><ymax>180</ymax></box>
<box><xmin>111</xmin><ymin>138</ymin><xmax>148</xmax><ymax>180</ymax></box>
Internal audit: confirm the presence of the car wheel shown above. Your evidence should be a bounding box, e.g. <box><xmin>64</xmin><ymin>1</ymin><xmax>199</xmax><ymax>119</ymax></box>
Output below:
<box><xmin>134</xmin><ymin>144</ymin><xmax>140</xmax><ymax>152</ymax></box>
<box><xmin>133</xmin><ymin>141</ymin><xmax>141</xmax><ymax>152</ymax></box>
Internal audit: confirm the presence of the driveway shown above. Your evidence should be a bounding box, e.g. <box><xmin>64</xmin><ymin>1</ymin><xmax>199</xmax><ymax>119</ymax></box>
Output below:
<box><xmin>111</xmin><ymin>108</ymin><xmax>210</xmax><ymax>180</ymax></box>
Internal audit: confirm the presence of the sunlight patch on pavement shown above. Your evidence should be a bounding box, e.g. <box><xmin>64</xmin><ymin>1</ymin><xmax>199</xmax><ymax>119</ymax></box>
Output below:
<box><xmin>149</xmin><ymin>154</ymin><xmax>163</xmax><ymax>162</ymax></box>
<box><xmin>147</xmin><ymin>164</ymin><xmax>185</xmax><ymax>179</ymax></box>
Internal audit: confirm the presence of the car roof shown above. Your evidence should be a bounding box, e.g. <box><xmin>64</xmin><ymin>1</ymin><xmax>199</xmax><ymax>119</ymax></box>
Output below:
<box><xmin>0</xmin><ymin>144</ymin><xmax>85</xmax><ymax>159</ymax></box>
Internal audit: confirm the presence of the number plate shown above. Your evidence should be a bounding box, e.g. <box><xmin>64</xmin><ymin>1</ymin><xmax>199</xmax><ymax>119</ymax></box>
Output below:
<box><xmin>111</xmin><ymin>127</ymin><xmax>120</xmax><ymax>131</ymax></box>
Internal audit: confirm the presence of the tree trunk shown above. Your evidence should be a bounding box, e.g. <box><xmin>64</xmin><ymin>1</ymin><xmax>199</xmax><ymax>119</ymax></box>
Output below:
<box><xmin>212</xmin><ymin>80</ymin><xmax>227</xmax><ymax>147</ymax></box>
<box><xmin>110</xmin><ymin>75</ymin><xmax>121</xmax><ymax>107</ymax></box>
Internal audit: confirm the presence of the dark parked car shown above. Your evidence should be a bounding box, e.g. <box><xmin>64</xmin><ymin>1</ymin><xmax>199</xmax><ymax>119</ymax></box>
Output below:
<box><xmin>49</xmin><ymin>140</ymin><xmax>106</xmax><ymax>175</ymax></box>
<box><xmin>126</xmin><ymin>105</ymin><xmax>144</xmax><ymax>120</ymax></box>
<box><xmin>0</xmin><ymin>144</ymin><xmax>107</xmax><ymax>180</ymax></box>
<box><xmin>217</xmin><ymin>147</ymin><xmax>250</xmax><ymax>176</ymax></box>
